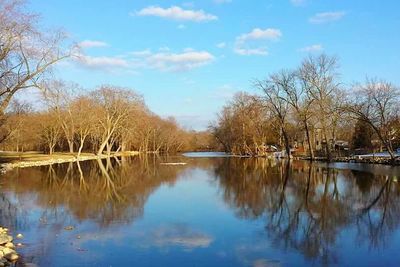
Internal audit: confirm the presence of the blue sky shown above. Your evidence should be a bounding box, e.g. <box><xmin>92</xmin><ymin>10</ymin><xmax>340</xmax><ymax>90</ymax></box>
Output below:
<box><xmin>27</xmin><ymin>0</ymin><xmax>400</xmax><ymax>130</ymax></box>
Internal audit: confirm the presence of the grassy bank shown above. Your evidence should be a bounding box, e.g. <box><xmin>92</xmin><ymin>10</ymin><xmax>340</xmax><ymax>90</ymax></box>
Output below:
<box><xmin>0</xmin><ymin>151</ymin><xmax>140</xmax><ymax>171</ymax></box>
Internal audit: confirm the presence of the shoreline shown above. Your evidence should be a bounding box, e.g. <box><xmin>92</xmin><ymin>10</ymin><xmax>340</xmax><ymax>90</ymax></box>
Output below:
<box><xmin>204</xmin><ymin>152</ymin><xmax>400</xmax><ymax>166</ymax></box>
<box><xmin>0</xmin><ymin>151</ymin><xmax>140</xmax><ymax>172</ymax></box>
<box><xmin>0</xmin><ymin>151</ymin><xmax>399</xmax><ymax>172</ymax></box>
<box><xmin>292</xmin><ymin>155</ymin><xmax>400</xmax><ymax>165</ymax></box>
<box><xmin>0</xmin><ymin>226</ymin><xmax>19</xmax><ymax>264</ymax></box>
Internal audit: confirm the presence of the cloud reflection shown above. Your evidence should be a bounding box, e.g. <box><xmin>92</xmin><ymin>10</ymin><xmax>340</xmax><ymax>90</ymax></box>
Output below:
<box><xmin>146</xmin><ymin>224</ymin><xmax>213</xmax><ymax>250</ymax></box>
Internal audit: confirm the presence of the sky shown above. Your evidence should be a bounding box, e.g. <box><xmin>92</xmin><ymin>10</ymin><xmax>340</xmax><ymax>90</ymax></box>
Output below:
<box><xmin>26</xmin><ymin>0</ymin><xmax>400</xmax><ymax>130</ymax></box>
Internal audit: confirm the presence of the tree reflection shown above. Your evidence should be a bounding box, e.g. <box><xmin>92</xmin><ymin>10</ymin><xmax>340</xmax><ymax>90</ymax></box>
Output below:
<box><xmin>355</xmin><ymin>175</ymin><xmax>400</xmax><ymax>249</ymax></box>
<box><xmin>1</xmin><ymin>156</ymin><xmax>400</xmax><ymax>266</ymax></box>
<box><xmin>214</xmin><ymin>158</ymin><xmax>400</xmax><ymax>266</ymax></box>
<box><xmin>0</xmin><ymin>155</ymin><xmax>188</xmax><ymax>227</ymax></box>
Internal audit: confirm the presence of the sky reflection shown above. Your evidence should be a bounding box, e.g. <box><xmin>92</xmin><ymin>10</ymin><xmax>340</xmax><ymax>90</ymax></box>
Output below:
<box><xmin>0</xmin><ymin>155</ymin><xmax>400</xmax><ymax>266</ymax></box>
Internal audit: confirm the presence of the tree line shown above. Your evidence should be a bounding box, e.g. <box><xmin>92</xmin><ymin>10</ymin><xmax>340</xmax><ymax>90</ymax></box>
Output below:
<box><xmin>211</xmin><ymin>54</ymin><xmax>400</xmax><ymax>162</ymax></box>
<box><xmin>2</xmin><ymin>1</ymin><xmax>399</xmax><ymax>160</ymax></box>
<box><xmin>1</xmin><ymin>83</ymin><xmax>215</xmax><ymax>155</ymax></box>
<box><xmin>0</xmin><ymin>0</ymin><xmax>214</xmax><ymax>155</ymax></box>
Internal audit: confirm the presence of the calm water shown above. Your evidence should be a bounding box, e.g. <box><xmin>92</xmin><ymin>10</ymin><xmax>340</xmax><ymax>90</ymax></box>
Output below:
<box><xmin>1</xmin><ymin>154</ymin><xmax>400</xmax><ymax>267</ymax></box>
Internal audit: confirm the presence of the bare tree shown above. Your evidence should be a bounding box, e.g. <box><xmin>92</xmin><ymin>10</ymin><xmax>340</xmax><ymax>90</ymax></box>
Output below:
<box><xmin>299</xmin><ymin>54</ymin><xmax>342</xmax><ymax>161</ymax></box>
<box><xmin>346</xmin><ymin>78</ymin><xmax>400</xmax><ymax>162</ymax></box>
<box><xmin>0</xmin><ymin>98</ymin><xmax>31</xmax><ymax>148</ymax></box>
<box><xmin>70</xmin><ymin>96</ymin><xmax>95</xmax><ymax>157</ymax></box>
<box><xmin>91</xmin><ymin>86</ymin><xmax>143</xmax><ymax>155</ymax></box>
<box><xmin>40</xmin><ymin>111</ymin><xmax>62</xmax><ymax>154</ymax></box>
<box><xmin>255</xmin><ymin>73</ymin><xmax>292</xmax><ymax>158</ymax></box>
<box><xmin>288</xmin><ymin>71</ymin><xmax>315</xmax><ymax>159</ymax></box>
<box><xmin>42</xmin><ymin>80</ymin><xmax>79</xmax><ymax>153</ymax></box>
<box><xmin>210</xmin><ymin>92</ymin><xmax>274</xmax><ymax>156</ymax></box>
<box><xmin>0</xmin><ymin>0</ymin><xmax>69</xmax><ymax>118</ymax></box>
<box><xmin>268</xmin><ymin>69</ymin><xmax>316</xmax><ymax>159</ymax></box>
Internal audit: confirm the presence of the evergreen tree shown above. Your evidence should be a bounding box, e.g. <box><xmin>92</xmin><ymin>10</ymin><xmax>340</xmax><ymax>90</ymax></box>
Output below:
<box><xmin>351</xmin><ymin>119</ymin><xmax>373</xmax><ymax>149</ymax></box>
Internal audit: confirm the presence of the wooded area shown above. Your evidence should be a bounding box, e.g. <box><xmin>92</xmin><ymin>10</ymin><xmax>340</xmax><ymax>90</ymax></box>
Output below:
<box><xmin>211</xmin><ymin>55</ymin><xmax>400</xmax><ymax>162</ymax></box>
<box><xmin>1</xmin><ymin>0</ymin><xmax>399</xmax><ymax>162</ymax></box>
<box><xmin>0</xmin><ymin>0</ymin><xmax>215</xmax><ymax>156</ymax></box>
<box><xmin>1</xmin><ymin>83</ymin><xmax>216</xmax><ymax>155</ymax></box>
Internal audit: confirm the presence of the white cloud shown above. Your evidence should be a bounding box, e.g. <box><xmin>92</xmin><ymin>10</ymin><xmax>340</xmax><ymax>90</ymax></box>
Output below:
<box><xmin>135</xmin><ymin>6</ymin><xmax>217</xmax><ymax>22</ymax></box>
<box><xmin>146</xmin><ymin>224</ymin><xmax>214</xmax><ymax>249</ymax></box>
<box><xmin>309</xmin><ymin>11</ymin><xmax>346</xmax><ymax>24</ymax></box>
<box><xmin>177</xmin><ymin>24</ymin><xmax>186</xmax><ymax>30</ymax></box>
<box><xmin>129</xmin><ymin>48</ymin><xmax>214</xmax><ymax>72</ymax></box>
<box><xmin>234</xmin><ymin>47</ymin><xmax>268</xmax><ymax>56</ymax></box>
<box><xmin>299</xmin><ymin>44</ymin><xmax>323</xmax><ymax>52</ymax></box>
<box><xmin>214</xmin><ymin>0</ymin><xmax>232</xmax><ymax>4</ymax></box>
<box><xmin>147</xmin><ymin>50</ymin><xmax>215</xmax><ymax>71</ymax></box>
<box><xmin>234</xmin><ymin>28</ymin><xmax>282</xmax><ymax>56</ymax></box>
<box><xmin>73</xmin><ymin>46</ymin><xmax>214</xmax><ymax>73</ymax></box>
<box><xmin>78</xmin><ymin>40</ymin><xmax>109</xmax><ymax>48</ymax></box>
<box><xmin>216</xmin><ymin>42</ymin><xmax>226</xmax><ymax>48</ymax></box>
<box><xmin>74</xmin><ymin>53</ymin><xmax>129</xmax><ymax>70</ymax></box>
<box><xmin>237</xmin><ymin>28</ymin><xmax>282</xmax><ymax>42</ymax></box>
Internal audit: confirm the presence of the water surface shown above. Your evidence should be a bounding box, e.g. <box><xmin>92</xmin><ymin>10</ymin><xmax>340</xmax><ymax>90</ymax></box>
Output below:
<box><xmin>0</xmin><ymin>154</ymin><xmax>400</xmax><ymax>266</ymax></box>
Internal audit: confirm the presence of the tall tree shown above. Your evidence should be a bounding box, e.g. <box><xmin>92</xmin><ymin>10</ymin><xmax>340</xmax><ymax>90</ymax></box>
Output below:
<box><xmin>42</xmin><ymin>80</ymin><xmax>79</xmax><ymax>153</ymax></box>
<box><xmin>299</xmin><ymin>54</ymin><xmax>342</xmax><ymax>161</ymax></box>
<box><xmin>352</xmin><ymin>119</ymin><xmax>373</xmax><ymax>150</ymax></box>
<box><xmin>70</xmin><ymin>96</ymin><xmax>95</xmax><ymax>157</ymax></box>
<box><xmin>276</xmin><ymin>69</ymin><xmax>315</xmax><ymax>159</ymax></box>
<box><xmin>255</xmin><ymin>72</ymin><xmax>293</xmax><ymax>158</ymax></box>
<box><xmin>0</xmin><ymin>0</ymin><xmax>69</xmax><ymax>116</ymax></box>
<box><xmin>347</xmin><ymin>78</ymin><xmax>400</xmax><ymax>162</ymax></box>
<box><xmin>91</xmin><ymin>85</ymin><xmax>143</xmax><ymax>155</ymax></box>
<box><xmin>210</xmin><ymin>92</ymin><xmax>274</xmax><ymax>156</ymax></box>
<box><xmin>39</xmin><ymin>111</ymin><xmax>62</xmax><ymax>154</ymax></box>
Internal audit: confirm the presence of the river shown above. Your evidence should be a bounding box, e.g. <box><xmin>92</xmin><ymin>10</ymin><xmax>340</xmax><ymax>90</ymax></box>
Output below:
<box><xmin>0</xmin><ymin>153</ymin><xmax>400</xmax><ymax>266</ymax></box>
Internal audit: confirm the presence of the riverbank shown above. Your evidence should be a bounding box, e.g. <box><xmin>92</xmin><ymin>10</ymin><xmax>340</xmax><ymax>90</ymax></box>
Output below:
<box><xmin>330</xmin><ymin>156</ymin><xmax>400</xmax><ymax>165</ymax></box>
<box><xmin>0</xmin><ymin>227</ymin><xmax>19</xmax><ymax>265</ymax></box>
<box><xmin>0</xmin><ymin>151</ymin><xmax>140</xmax><ymax>171</ymax></box>
<box><xmin>217</xmin><ymin>151</ymin><xmax>400</xmax><ymax>165</ymax></box>
<box><xmin>293</xmin><ymin>155</ymin><xmax>400</xmax><ymax>165</ymax></box>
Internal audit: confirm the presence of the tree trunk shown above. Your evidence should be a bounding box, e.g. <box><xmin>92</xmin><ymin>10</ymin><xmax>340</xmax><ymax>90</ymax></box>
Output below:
<box><xmin>282</xmin><ymin>127</ymin><xmax>291</xmax><ymax>158</ymax></box>
<box><xmin>97</xmin><ymin>135</ymin><xmax>111</xmax><ymax>155</ymax></box>
<box><xmin>121</xmin><ymin>140</ymin><xmax>127</xmax><ymax>152</ymax></box>
<box><xmin>325</xmin><ymin>139</ymin><xmax>332</xmax><ymax>162</ymax></box>
<box><xmin>386</xmin><ymin>142</ymin><xmax>396</xmax><ymax>164</ymax></box>
<box><xmin>321</xmin><ymin>124</ymin><xmax>332</xmax><ymax>161</ymax></box>
<box><xmin>68</xmin><ymin>140</ymin><xmax>74</xmax><ymax>153</ymax></box>
<box><xmin>106</xmin><ymin>141</ymin><xmax>112</xmax><ymax>156</ymax></box>
<box><xmin>304</xmin><ymin>120</ymin><xmax>314</xmax><ymax>160</ymax></box>
<box><xmin>49</xmin><ymin>144</ymin><xmax>55</xmax><ymax>155</ymax></box>
<box><xmin>77</xmin><ymin>136</ymin><xmax>86</xmax><ymax>158</ymax></box>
